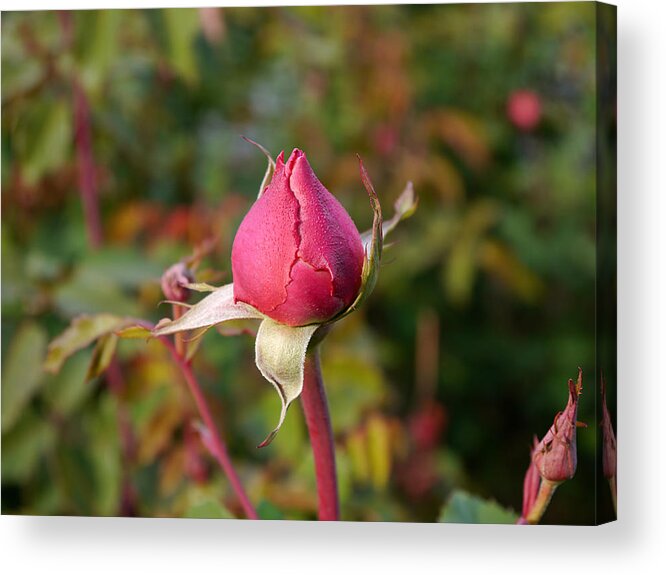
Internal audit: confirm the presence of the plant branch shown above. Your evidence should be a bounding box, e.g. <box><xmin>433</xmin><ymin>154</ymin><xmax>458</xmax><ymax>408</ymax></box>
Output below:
<box><xmin>300</xmin><ymin>348</ymin><xmax>340</xmax><ymax>521</ymax></box>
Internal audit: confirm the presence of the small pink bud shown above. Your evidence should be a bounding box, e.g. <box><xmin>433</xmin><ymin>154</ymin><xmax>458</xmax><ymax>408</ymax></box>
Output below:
<box><xmin>507</xmin><ymin>89</ymin><xmax>542</xmax><ymax>132</ymax></box>
<box><xmin>532</xmin><ymin>368</ymin><xmax>584</xmax><ymax>484</ymax></box>
<box><xmin>600</xmin><ymin>374</ymin><xmax>617</xmax><ymax>480</ymax></box>
<box><xmin>161</xmin><ymin>262</ymin><xmax>194</xmax><ymax>303</ymax></box>
<box><xmin>231</xmin><ymin>149</ymin><xmax>365</xmax><ymax>326</ymax></box>
<box><xmin>521</xmin><ymin>435</ymin><xmax>541</xmax><ymax>519</ymax></box>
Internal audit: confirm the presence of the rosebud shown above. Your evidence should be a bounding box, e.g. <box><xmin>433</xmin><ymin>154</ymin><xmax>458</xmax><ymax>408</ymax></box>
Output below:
<box><xmin>161</xmin><ymin>262</ymin><xmax>194</xmax><ymax>303</ymax></box>
<box><xmin>507</xmin><ymin>89</ymin><xmax>542</xmax><ymax>132</ymax></box>
<box><xmin>532</xmin><ymin>368</ymin><xmax>584</xmax><ymax>484</ymax></box>
<box><xmin>231</xmin><ymin>149</ymin><xmax>365</xmax><ymax>327</ymax></box>
<box><xmin>521</xmin><ymin>435</ymin><xmax>541</xmax><ymax>520</ymax></box>
<box><xmin>153</xmin><ymin>143</ymin><xmax>416</xmax><ymax>444</ymax></box>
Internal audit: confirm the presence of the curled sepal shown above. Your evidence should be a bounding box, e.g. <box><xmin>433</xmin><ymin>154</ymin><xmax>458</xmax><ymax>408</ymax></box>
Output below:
<box><xmin>152</xmin><ymin>283</ymin><xmax>263</xmax><ymax>337</ymax></box>
<box><xmin>242</xmin><ymin>136</ymin><xmax>275</xmax><ymax>198</ymax></box>
<box><xmin>361</xmin><ymin>180</ymin><xmax>417</xmax><ymax>251</ymax></box>
<box><xmin>333</xmin><ymin>158</ymin><xmax>383</xmax><ymax>322</ymax></box>
<box><xmin>254</xmin><ymin>319</ymin><xmax>320</xmax><ymax>447</ymax></box>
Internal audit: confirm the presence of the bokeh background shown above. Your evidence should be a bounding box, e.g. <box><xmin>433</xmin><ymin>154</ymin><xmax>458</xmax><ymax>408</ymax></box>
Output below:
<box><xmin>1</xmin><ymin>3</ymin><xmax>615</xmax><ymax>524</ymax></box>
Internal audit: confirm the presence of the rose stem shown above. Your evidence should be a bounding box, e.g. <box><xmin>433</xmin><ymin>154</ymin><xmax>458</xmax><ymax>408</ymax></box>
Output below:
<box><xmin>301</xmin><ymin>348</ymin><xmax>340</xmax><ymax>521</ymax></box>
<box><xmin>145</xmin><ymin>324</ymin><xmax>257</xmax><ymax>520</ymax></box>
<box><xmin>525</xmin><ymin>479</ymin><xmax>558</xmax><ymax>525</ymax></box>
<box><xmin>608</xmin><ymin>476</ymin><xmax>617</xmax><ymax>516</ymax></box>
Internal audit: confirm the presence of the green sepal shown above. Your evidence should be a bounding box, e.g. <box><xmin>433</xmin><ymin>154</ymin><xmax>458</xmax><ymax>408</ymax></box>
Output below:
<box><xmin>242</xmin><ymin>136</ymin><xmax>275</xmax><ymax>198</ymax></box>
<box><xmin>254</xmin><ymin>319</ymin><xmax>320</xmax><ymax>447</ymax></box>
<box><xmin>152</xmin><ymin>283</ymin><xmax>263</xmax><ymax>337</ymax></box>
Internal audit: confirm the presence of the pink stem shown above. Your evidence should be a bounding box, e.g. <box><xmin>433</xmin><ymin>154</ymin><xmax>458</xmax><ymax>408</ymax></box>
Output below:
<box><xmin>301</xmin><ymin>349</ymin><xmax>340</xmax><ymax>521</ymax></box>
<box><xmin>134</xmin><ymin>321</ymin><xmax>257</xmax><ymax>520</ymax></box>
<box><xmin>173</xmin><ymin>354</ymin><xmax>258</xmax><ymax>520</ymax></box>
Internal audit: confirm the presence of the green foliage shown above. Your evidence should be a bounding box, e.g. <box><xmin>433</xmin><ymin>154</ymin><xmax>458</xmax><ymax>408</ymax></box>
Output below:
<box><xmin>439</xmin><ymin>491</ymin><xmax>518</xmax><ymax>524</ymax></box>
<box><xmin>1</xmin><ymin>4</ymin><xmax>607</xmax><ymax>523</ymax></box>
<box><xmin>2</xmin><ymin>322</ymin><xmax>48</xmax><ymax>432</ymax></box>
<box><xmin>44</xmin><ymin>314</ymin><xmax>128</xmax><ymax>374</ymax></box>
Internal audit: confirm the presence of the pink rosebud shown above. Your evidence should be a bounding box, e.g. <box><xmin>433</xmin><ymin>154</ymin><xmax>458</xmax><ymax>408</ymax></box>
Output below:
<box><xmin>532</xmin><ymin>368</ymin><xmax>584</xmax><ymax>484</ymax></box>
<box><xmin>521</xmin><ymin>435</ymin><xmax>541</xmax><ymax>520</ymax></box>
<box><xmin>507</xmin><ymin>89</ymin><xmax>542</xmax><ymax>132</ymax></box>
<box><xmin>231</xmin><ymin>149</ymin><xmax>364</xmax><ymax>327</ymax></box>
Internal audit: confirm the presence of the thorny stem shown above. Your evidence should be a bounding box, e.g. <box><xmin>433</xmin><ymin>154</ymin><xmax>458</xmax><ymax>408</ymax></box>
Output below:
<box><xmin>525</xmin><ymin>479</ymin><xmax>558</xmax><ymax>525</ymax></box>
<box><xmin>135</xmin><ymin>320</ymin><xmax>258</xmax><ymax>520</ymax></box>
<box><xmin>301</xmin><ymin>347</ymin><xmax>340</xmax><ymax>521</ymax></box>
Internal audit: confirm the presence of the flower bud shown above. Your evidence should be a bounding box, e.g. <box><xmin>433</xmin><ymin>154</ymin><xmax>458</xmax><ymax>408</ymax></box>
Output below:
<box><xmin>161</xmin><ymin>262</ymin><xmax>194</xmax><ymax>303</ymax></box>
<box><xmin>231</xmin><ymin>149</ymin><xmax>364</xmax><ymax>327</ymax></box>
<box><xmin>532</xmin><ymin>368</ymin><xmax>584</xmax><ymax>484</ymax></box>
<box><xmin>521</xmin><ymin>435</ymin><xmax>541</xmax><ymax>519</ymax></box>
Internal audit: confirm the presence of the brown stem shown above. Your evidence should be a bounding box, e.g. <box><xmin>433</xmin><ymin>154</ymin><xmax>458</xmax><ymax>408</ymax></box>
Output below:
<box><xmin>300</xmin><ymin>348</ymin><xmax>340</xmax><ymax>521</ymax></box>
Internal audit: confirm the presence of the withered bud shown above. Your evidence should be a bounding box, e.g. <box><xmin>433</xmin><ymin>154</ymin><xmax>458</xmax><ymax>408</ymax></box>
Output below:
<box><xmin>161</xmin><ymin>262</ymin><xmax>194</xmax><ymax>303</ymax></box>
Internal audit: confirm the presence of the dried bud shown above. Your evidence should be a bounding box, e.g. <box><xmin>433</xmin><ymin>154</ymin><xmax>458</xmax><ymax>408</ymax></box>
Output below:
<box><xmin>231</xmin><ymin>149</ymin><xmax>364</xmax><ymax>326</ymax></box>
<box><xmin>161</xmin><ymin>262</ymin><xmax>194</xmax><ymax>303</ymax></box>
<box><xmin>532</xmin><ymin>368</ymin><xmax>584</xmax><ymax>484</ymax></box>
<box><xmin>600</xmin><ymin>374</ymin><xmax>617</xmax><ymax>480</ymax></box>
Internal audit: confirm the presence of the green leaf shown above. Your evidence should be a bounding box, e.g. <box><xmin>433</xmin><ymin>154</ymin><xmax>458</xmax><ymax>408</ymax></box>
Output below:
<box><xmin>254</xmin><ymin>319</ymin><xmax>320</xmax><ymax>447</ymax></box>
<box><xmin>184</xmin><ymin>499</ymin><xmax>235</xmax><ymax>520</ymax></box>
<box><xmin>1</xmin><ymin>408</ymin><xmax>55</xmax><ymax>482</ymax></box>
<box><xmin>184</xmin><ymin>282</ymin><xmax>218</xmax><ymax>293</ymax></box>
<box><xmin>53</xmin><ymin>266</ymin><xmax>141</xmax><ymax>317</ymax></box>
<box><xmin>13</xmin><ymin>99</ymin><xmax>72</xmax><ymax>185</ymax></box>
<box><xmin>85</xmin><ymin>333</ymin><xmax>118</xmax><ymax>383</ymax></box>
<box><xmin>44</xmin><ymin>314</ymin><xmax>129</xmax><ymax>374</ymax></box>
<box><xmin>85</xmin><ymin>394</ymin><xmax>122</xmax><ymax>516</ymax></box>
<box><xmin>115</xmin><ymin>325</ymin><xmax>152</xmax><ymax>339</ymax></box>
<box><xmin>1</xmin><ymin>321</ymin><xmax>48</xmax><ymax>433</ymax></box>
<box><xmin>162</xmin><ymin>8</ymin><xmax>201</xmax><ymax>84</ymax></box>
<box><xmin>152</xmin><ymin>283</ymin><xmax>263</xmax><ymax>336</ymax></box>
<box><xmin>75</xmin><ymin>10</ymin><xmax>122</xmax><ymax>93</ymax></box>
<box><xmin>438</xmin><ymin>490</ymin><xmax>518</xmax><ymax>524</ymax></box>
<box><xmin>43</xmin><ymin>350</ymin><xmax>94</xmax><ymax>417</ymax></box>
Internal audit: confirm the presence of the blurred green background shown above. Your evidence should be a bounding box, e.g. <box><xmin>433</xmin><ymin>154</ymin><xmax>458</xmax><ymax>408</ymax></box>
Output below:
<box><xmin>1</xmin><ymin>3</ymin><xmax>614</xmax><ymax>524</ymax></box>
